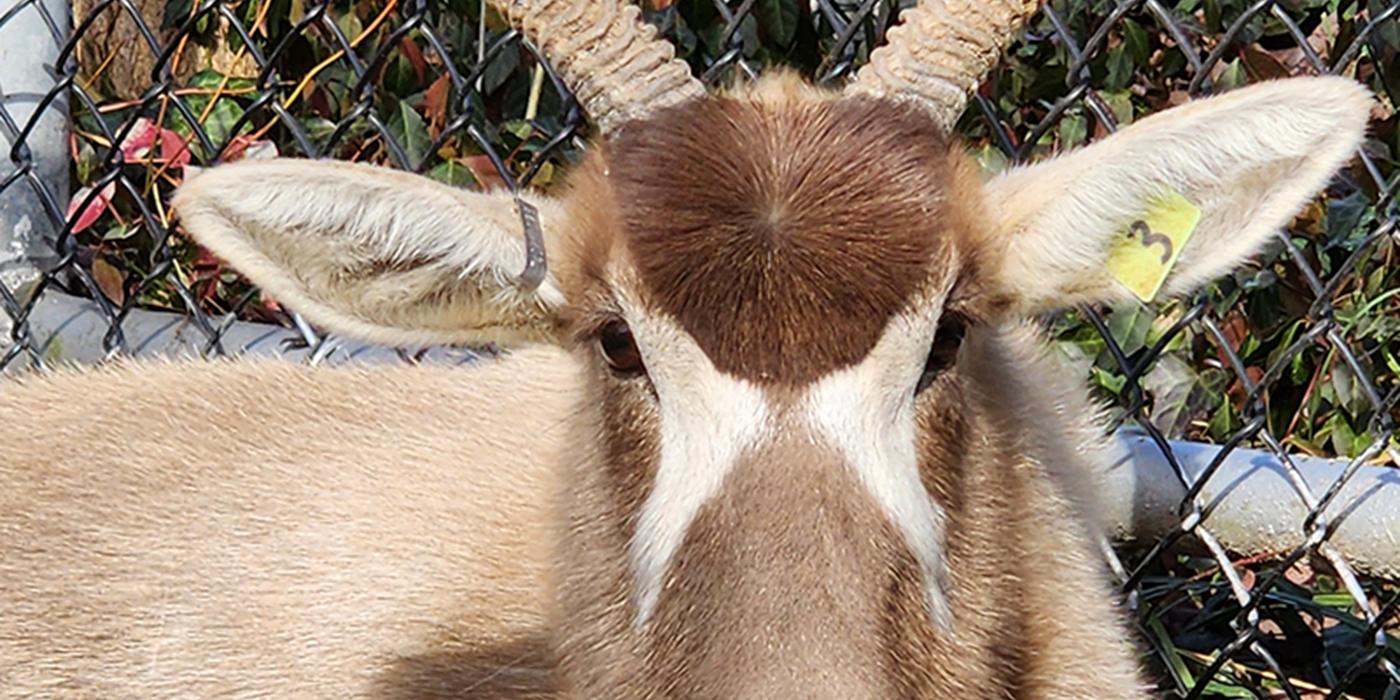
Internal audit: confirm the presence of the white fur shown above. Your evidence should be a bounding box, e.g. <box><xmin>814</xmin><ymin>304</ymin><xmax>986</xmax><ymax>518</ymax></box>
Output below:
<box><xmin>802</xmin><ymin>297</ymin><xmax>954</xmax><ymax>631</ymax></box>
<box><xmin>984</xmin><ymin>77</ymin><xmax>1372</xmax><ymax>313</ymax></box>
<box><xmin>623</xmin><ymin>300</ymin><xmax>772</xmax><ymax>629</ymax></box>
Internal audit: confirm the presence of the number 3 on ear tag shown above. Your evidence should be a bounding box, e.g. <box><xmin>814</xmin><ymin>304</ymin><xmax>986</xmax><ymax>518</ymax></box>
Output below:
<box><xmin>1106</xmin><ymin>190</ymin><xmax>1202</xmax><ymax>303</ymax></box>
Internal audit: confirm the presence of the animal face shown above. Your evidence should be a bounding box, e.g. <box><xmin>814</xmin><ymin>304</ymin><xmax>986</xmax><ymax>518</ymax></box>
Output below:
<box><xmin>554</xmin><ymin>81</ymin><xmax>983</xmax><ymax>641</ymax></box>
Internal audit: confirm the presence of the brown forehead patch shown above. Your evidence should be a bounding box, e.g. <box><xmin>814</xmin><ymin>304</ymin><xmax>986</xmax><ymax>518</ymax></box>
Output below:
<box><xmin>607</xmin><ymin>90</ymin><xmax>967</xmax><ymax>384</ymax></box>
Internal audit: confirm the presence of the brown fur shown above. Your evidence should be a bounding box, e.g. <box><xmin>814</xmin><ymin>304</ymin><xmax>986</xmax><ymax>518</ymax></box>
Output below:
<box><xmin>608</xmin><ymin>89</ymin><xmax>974</xmax><ymax>384</ymax></box>
<box><xmin>895</xmin><ymin>326</ymin><xmax>1147</xmax><ymax>697</ymax></box>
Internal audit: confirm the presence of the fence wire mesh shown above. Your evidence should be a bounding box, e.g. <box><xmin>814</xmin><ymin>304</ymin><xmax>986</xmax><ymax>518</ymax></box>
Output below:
<box><xmin>0</xmin><ymin>0</ymin><xmax>1397</xmax><ymax>696</ymax></box>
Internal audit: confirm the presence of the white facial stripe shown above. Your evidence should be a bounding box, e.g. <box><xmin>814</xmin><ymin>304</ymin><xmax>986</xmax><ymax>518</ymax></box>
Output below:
<box><xmin>624</xmin><ymin>304</ymin><xmax>772</xmax><ymax>630</ymax></box>
<box><xmin>617</xmin><ymin>272</ymin><xmax>955</xmax><ymax>633</ymax></box>
<box><xmin>802</xmin><ymin>305</ymin><xmax>954</xmax><ymax>632</ymax></box>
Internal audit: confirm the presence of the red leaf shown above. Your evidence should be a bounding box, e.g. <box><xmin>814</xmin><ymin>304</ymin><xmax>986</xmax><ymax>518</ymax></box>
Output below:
<box><xmin>66</xmin><ymin>182</ymin><xmax>116</xmax><ymax>234</ymax></box>
<box><xmin>159</xmin><ymin>131</ymin><xmax>193</xmax><ymax>169</ymax></box>
<box><xmin>193</xmin><ymin>247</ymin><xmax>224</xmax><ymax>270</ymax></box>
<box><xmin>120</xmin><ymin>116</ymin><xmax>192</xmax><ymax>168</ymax></box>
<box><xmin>119</xmin><ymin>118</ymin><xmax>159</xmax><ymax>160</ymax></box>
<box><xmin>221</xmin><ymin>134</ymin><xmax>280</xmax><ymax>162</ymax></box>
<box><xmin>197</xmin><ymin>275</ymin><xmax>220</xmax><ymax>304</ymax></box>
<box><xmin>462</xmin><ymin>154</ymin><xmax>508</xmax><ymax>191</ymax></box>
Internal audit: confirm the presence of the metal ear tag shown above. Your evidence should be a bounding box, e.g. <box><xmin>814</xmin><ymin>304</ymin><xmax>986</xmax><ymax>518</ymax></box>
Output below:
<box><xmin>515</xmin><ymin>197</ymin><xmax>547</xmax><ymax>293</ymax></box>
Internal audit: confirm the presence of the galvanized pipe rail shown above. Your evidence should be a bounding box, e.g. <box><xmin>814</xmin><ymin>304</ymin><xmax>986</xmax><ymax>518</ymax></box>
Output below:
<box><xmin>8</xmin><ymin>290</ymin><xmax>1396</xmax><ymax>581</ymax></box>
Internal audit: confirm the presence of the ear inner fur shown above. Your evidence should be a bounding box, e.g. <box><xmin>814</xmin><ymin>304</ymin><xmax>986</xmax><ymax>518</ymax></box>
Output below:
<box><xmin>977</xmin><ymin>76</ymin><xmax>1372</xmax><ymax>315</ymax></box>
<box><xmin>173</xmin><ymin>158</ymin><xmax>573</xmax><ymax>348</ymax></box>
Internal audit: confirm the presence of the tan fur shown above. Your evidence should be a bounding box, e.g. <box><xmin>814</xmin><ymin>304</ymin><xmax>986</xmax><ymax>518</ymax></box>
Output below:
<box><xmin>0</xmin><ymin>72</ymin><xmax>1370</xmax><ymax>698</ymax></box>
<box><xmin>0</xmin><ymin>347</ymin><xmax>577</xmax><ymax>698</ymax></box>
<box><xmin>651</xmin><ymin>437</ymin><xmax>903</xmax><ymax>698</ymax></box>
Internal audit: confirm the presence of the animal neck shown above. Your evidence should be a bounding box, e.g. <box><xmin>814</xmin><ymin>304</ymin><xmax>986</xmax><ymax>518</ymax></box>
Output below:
<box><xmin>642</xmin><ymin>435</ymin><xmax>908</xmax><ymax>699</ymax></box>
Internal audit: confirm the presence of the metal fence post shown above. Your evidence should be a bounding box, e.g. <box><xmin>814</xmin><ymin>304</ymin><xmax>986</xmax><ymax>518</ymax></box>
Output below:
<box><xmin>0</xmin><ymin>0</ymin><xmax>69</xmax><ymax>365</ymax></box>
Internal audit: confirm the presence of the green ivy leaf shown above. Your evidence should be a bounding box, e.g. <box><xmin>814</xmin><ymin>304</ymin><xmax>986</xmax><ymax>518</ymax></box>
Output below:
<box><xmin>427</xmin><ymin>160</ymin><xmax>477</xmax><ymax>188</ymax></box>
<box><xmin>1058</xmin><ymin>114</ymin><xmax>1088</xmax><ymax>149</ymax></box>
<box><xmin>388</xmin><ymin>100</ymin><xmax>431</xmax><ymax>169</ymax></box>
<box><xmin>481</xmin><ymin>41</ymin><xmax>521</xmax><ymax>94</ymax></box>
<box><xmin>102</xmin><ymin>224</ymin><xmax>137</xmax><ymax>242</ymax></box>
<box><xmin>1323</xmin><ymin>412</ymin><xmax>1357</xmax><ymax>457</ymax></box>
<box><xmin>756</xmin><ymin>0</ymin><xmax>799</xmax><ymax>48</ymax></box>
<box><xmin>1207</xmin><ymin>399</ymin><xmax>1239</xmax><ymax>441</ymax></box>
<box><xmin>1106</xmin><ymin>304</ymin><xmax>1153</xmax><ymax>357</ymax></box>
<box><xmin>1121</xmin><ymin>19</ymin><xmax>1149</xmax><ymax>64</ymax></box>
<box><xmin>1105</xmin><ymin>45</ymin><xmax>1134</xmax><ymax>91</ymax></box>
<box><xmin>336</xmin><ymin>10</ymin><xmax>363</xmax><ymax>46</ymax></box>
<box><xmin>202</xmin><ymin>98</ymin><xmax>250</xmax><ymax>152</ymax></box>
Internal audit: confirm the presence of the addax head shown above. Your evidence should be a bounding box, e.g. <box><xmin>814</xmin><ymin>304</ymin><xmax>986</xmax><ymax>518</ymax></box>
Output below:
<box><xmin>173</xmin><ymin>1</ymin><xmax>1372</xmax><ymax>696</ymax></box>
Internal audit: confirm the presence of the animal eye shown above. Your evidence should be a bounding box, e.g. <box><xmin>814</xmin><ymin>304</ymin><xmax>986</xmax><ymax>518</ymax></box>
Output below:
<box><xmin>598</xmin><ymin>321</ymin><xmax>646</xmax><ymax>377</ymax></box>
<box><xmin>915</xmin><ymin>313</ymin><xmax>967</xmax><ymax>395</ymax></box>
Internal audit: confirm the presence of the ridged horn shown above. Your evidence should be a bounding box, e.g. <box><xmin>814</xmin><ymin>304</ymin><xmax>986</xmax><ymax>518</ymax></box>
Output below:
<box><xmin>847</xmin><ymin>0</ymin><xmax>1045</xmax><ymax>129</ymax></box>
<box><xmin>492</xmin><ymin>0</ymin><xmax>706</xmax><ymax>135</ymax></box>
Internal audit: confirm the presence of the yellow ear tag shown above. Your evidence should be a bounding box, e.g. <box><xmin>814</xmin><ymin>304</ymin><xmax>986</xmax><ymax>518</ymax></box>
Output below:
<box><xmin>1106</xmin><ymin>190</ymin><xmax>1202</xmax><ymax>303</ymax></box>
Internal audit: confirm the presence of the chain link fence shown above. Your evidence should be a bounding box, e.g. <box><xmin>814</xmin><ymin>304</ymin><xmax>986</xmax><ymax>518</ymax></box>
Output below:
<box><xmin>0</xmin><ymin>0</ymin><xmax>1397</xmax><ymax>697</ymax></box>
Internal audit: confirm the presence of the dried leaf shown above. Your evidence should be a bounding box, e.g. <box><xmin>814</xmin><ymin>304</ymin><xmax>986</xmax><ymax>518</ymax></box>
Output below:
<box><xmin>462</xmin><ymin>154</ymin><xmax>508</xmax><ymax>192</ymax></box>
<box><xmin>92</xmin><ymin>257</ymin><xmax>126</xmax><ymax>305</ymax></box>
<box><xmin>1240</xmin><ymin>45</ymin><xmax>1292</xmax><ymax>81</ymax></box>
<box><xmin>243</xmin><ymin>140</ymin><xmax>278</xmax><ymax>161</ymax></box>
<box><xmin>1285</xmin><ymin>560</ymin><xmax>1315</xmax><ymax>586</ymax></box>
<box><xmin>422</xmin><ymin>73</ymin><xmax>452</xmax><ymax>133</ymax></box>
<box><xmin>221</xmin><ymin>134</ymin><xmax>280</xmax><ymax>161</ymax></box>
<box><xmin>398</xmin><ymin>36</ymin><xmax>427</xmax><ymax>84</ymax></box>
<box><xmin>1227</xmin><ymin>366</ymin><xmax>1265</xmax><ymax>404</ymax></box>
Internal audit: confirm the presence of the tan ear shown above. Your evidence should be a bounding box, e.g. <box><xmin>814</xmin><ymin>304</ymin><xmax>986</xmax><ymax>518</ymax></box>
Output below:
<box><xmin>981</xmin><ymin>76</ymin><xmax>1372</xmax><ymax>314</ymax></box>
<box><xmin>173</xmin><ymin>158</ymin><xmax>569</xmax><ymax>347</ymax></box>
